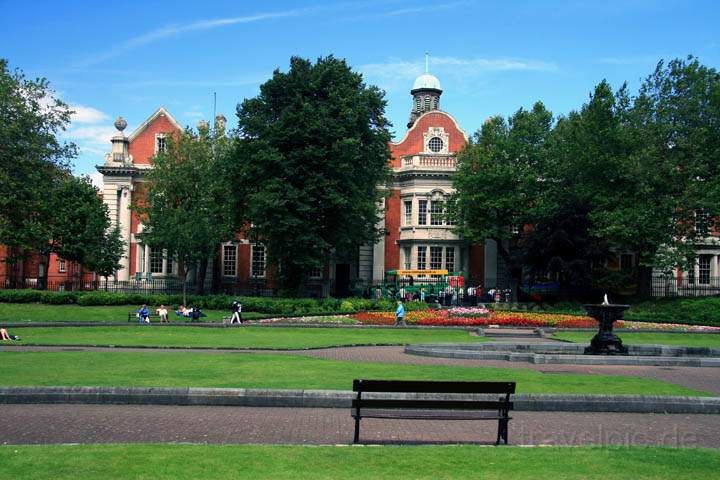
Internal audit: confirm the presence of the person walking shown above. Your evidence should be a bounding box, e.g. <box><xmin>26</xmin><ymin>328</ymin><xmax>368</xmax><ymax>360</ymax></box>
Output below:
<box><xmin>394</xmin><ymin>300</ymin><xmax>406</xmax><ymax>327</ymax></box>
<box><xmin>230</xmin><ymin>300</ymin><xmax>243</xmax><ymax>324</ymax></box>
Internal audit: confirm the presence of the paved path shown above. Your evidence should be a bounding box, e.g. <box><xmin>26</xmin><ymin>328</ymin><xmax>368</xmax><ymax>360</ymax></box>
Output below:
<box><xmin>3</xmin><ymin>344</ymin><xmax>719</xmax><ymax>394</ymax></box>
<box><xmin>2</xmin><ymin>404</ymin><xmax>718</xmax><ymax>447</ymax></box>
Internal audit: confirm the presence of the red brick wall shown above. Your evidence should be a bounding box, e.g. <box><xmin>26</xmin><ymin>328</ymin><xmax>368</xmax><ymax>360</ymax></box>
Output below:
<box><xmin>129</xmin><ymin>114</ymin><xmax>180</xmax><ymax>166</ymax></box>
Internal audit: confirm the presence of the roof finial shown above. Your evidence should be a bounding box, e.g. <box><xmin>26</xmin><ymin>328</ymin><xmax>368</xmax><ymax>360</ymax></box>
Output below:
<box><xmin>425</xmin><ymin>52</ymin><xmax>429</xmax><ymax>73</ymax></box>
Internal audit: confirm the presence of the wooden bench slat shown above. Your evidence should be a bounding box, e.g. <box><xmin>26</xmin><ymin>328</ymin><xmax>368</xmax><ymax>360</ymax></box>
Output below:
<box><xmin>353</xmin><ymin>400</ymin><xmax>512</xmax><ymax>410</ymax></box>
<box><xmin>353</xmin><ymin>379</ymin><xmax>516</xmax><ymax>394</ymax></box>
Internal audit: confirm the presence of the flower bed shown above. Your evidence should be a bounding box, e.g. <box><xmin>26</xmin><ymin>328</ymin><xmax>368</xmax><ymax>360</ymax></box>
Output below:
<box><xmin>348</xmin><ymin>309</ymin><xmax>720</xmax><ymax>330</ymax></box>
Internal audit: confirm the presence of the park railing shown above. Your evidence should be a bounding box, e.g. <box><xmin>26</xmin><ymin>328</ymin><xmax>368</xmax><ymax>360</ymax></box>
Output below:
<box><xmin>651</xmin><ymin>275</ymin><xmax>720</xmax><ymax>297</ymax></box>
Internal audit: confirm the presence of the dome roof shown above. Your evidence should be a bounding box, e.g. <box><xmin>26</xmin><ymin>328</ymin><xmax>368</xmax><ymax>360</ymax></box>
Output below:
<box><xmin>412</xmin><ymin>73</ymin><xmax>442</xmax><ymax>91</ymax></box>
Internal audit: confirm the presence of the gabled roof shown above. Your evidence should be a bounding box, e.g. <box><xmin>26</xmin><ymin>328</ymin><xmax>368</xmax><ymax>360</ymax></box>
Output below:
<box><xmin>391</xmin><ymin>110</ymin><xmax>469</xmax><ymax>146</ymax></box>
<box><xmin>128</xmin><ymin>107</ymin><xmax>182</xmax><ymax>142</ymax></box>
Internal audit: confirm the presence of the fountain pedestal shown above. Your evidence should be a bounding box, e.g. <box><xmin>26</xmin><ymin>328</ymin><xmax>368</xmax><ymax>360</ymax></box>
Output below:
<box><xmin>583</xmin><ymin>304</ymin><xmax>630</xmax><ymax>355</ymax></box>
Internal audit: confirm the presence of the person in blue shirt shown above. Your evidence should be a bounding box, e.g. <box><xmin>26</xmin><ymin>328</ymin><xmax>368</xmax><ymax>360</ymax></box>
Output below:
<box><xmin>137</xmin><ymin>304</ymin><xmax>150</xmax><ymax>324</ymax></box>
<box><xmin>394</xmin><ymin>300</ymin><xmax>406</xmax><ymax>327</ymax></box>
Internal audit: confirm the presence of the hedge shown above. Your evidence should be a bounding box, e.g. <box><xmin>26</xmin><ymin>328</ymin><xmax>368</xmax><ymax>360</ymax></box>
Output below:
<box><xmin>0</xmin><ymin>289</ymin><xmax>428</xmax><ymax>315</ymax></box>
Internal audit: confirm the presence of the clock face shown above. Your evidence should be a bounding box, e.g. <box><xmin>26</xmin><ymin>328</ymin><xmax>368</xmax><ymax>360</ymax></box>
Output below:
<box><xmin>428</xmin><ymin>136</ymin><xmax>444</xmax><ymax>152</ymax></box>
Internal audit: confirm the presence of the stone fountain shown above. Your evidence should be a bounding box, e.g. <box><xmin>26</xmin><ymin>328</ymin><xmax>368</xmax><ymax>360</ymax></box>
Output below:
<box><xmin>583</xmin><ymin>294</ymin><xmax>630</xmax><ymax>355</ymax></box>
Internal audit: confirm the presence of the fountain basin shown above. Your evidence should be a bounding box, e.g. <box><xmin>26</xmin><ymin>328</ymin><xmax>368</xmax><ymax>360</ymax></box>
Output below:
<box><xmin>404</xmin><ymin>342</ymin><xmax>720</xmax><ymax>367</ymax></box>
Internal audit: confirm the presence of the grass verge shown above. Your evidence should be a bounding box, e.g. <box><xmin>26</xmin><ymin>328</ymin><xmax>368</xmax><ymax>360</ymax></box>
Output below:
<box><xmin>553</xmin><ymin>332</ymin><xmax>720</xmax><ymax>348</ymax></box>
<box><xmin>0</xmin><ymin>351</ymin><xmax>709</xmax><ymax>395</ymax></box>
<box><xmin>1</xmin><ymin>326</ymin><xmax>486</xmax><ymax>349</ymax></box>
<box><xmin>0</xmin><ymin>303</ymin><xmax>271</xmax><ymax>323</ymax></box>
<box><xmin>0</xmin><ymin>444</ymin><xmax>717</xmax><ymax>480</ymax></box>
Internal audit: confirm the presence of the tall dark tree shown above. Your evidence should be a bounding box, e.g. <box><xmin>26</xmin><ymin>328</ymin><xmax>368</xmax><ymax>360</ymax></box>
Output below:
<box><xmin>0</xmin><ymin>58</ymin><xmax>77</xmax><ymax>271</ymax></box>
<box><xmin>232</xmin><ymin>56</ymin><xmax>392</xmax><ymax>293</ymax></box>
<box><xmin>449</xmin><ymin>102</ymin><xmax>553</xmax><ymax>293</ymax></box>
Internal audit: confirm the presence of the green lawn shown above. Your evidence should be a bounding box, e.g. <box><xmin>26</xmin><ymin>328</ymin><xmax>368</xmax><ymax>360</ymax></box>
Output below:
<box><xmin>0</xmin><ymin>444</ymin><xmax>717</xmax><ymax>480</ymax></box>
<box><xmin>553</xmin><ymin>332</ymin><xmax>720</xmax><ymax>348</ymax></box>
<box><xmin>0</xmin><ymin>351</ymin><xmax>708</xmax><ymax>395</ymax></box>
<box><xmin>3</xmin><ymin>326</ymin><xmax>486</xmax><ymax>349</ymax></box>
<box><xmin>0</xmin><ymin>303</ymin><xmax>272</xmax><ymax>323</ymax></box>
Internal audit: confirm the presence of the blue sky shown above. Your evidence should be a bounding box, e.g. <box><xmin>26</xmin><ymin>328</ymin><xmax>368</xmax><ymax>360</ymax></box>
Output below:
<box><xmin>2</xmin><ymin>0</ymin><xmax>719</xmax><ymax>182</ymax></box>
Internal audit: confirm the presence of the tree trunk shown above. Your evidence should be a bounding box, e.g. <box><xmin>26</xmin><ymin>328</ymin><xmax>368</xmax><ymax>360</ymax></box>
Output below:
<box><xmin>195</xmin><ymin>257</ymin><xmax>208</xmax><ymax>295</ymax></box>
<box><xmin>636</xmin><ymin>265</ymin><xmax>653</xmax><ymax>298</ymax></box>
<box><xmin>180</xmin><ymin>264</ymin><xmax>188</xmax><ymax>306</ymax></box>
<box><xmin>492</xmin><ymin>237</ymin><xmax>520</xmax><ymax>302</ymax></box>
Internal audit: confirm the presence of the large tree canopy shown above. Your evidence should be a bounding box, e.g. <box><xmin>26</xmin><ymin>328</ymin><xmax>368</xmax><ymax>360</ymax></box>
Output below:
<box><xmin>0</xmin><ymin>58</ymin><xmax>76</xmax><ymax>255</ymax></box>
<box><xmin>451</xmin><ymin>56</ymin><xmax>720</xmax><ymax>296</ymax></box>
<box><xmin>0</xmin><ymin>59</ymin><xmax>122</xmax><ymax>287</ymax></box>
<box><xmin>232</xmin><ymin>56</ymin><xmax>391</xmax><ymax>292</ymax></box>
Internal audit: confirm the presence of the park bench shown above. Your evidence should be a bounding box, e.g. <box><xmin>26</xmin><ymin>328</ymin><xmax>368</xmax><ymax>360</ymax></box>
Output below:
<box><xmin>127</xmin><ymin>311</ymin><xmax>157</xmax><ymax>323</ymax></box>
<box><xmin>351</xmin><ymin>379</ymin><xmax>515</xmax><ymax>445</ymax></box>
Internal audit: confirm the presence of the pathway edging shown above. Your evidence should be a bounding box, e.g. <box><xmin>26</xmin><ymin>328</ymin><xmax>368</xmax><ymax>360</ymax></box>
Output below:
<box><xmin>1</xmin><ymin>386</ymin><xmax>719</xmax><ymax>414</ymax></box>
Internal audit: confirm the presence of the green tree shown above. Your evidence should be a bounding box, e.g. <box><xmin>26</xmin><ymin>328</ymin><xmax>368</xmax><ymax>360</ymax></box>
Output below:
<box><xmin>42</xmin><ymin>175</ymin><xmax>124</xmax><ymax>286</ymax></box>
<box><xmin>232</xmin><ymin>56</ymin><xmax>391</xmax><ymax>294</ymax></box>
<box><xmin>449</xmin><ymin>102</ymin><xmax>553</xmax><ymax>292</ymax></box>
<box><xmin>0</xmin><ymin>58</ymin><xmax>76</xmax><ymax>272</ymax></box>
<box><xmin>134</xmin><ymin>121</ymin><xmax>235</xmax><ymax>302</ymax></box>
<box><xmin>571</xmin><ymin>59</ymin><xmax>720</xmax><ymax>294</ymax></box>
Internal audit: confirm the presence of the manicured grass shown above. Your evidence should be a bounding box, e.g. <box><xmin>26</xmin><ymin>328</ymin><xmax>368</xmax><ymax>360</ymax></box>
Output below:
<box><xmin>554</xmin><ymin>332</ymin><xmax>720</xmax><ymax>348</ymax></box>
<box><xmin>0</xmin><ymin>303</ymin><xmax>267</xmax><ymax>323</ymax></box>
<box><xmin>0</xmin><ymin>444</ymin><xmax>717</xmax><ymax>479</ymax></box>
<box><xmin>3</xmin><ymin>326</ymin><xmax>487</xmax><ymax>349</ymax></box>
<box><xmin>0</xmin><ymin>351</ymin><xmax>709</xmax><ymax>395</ymax></box>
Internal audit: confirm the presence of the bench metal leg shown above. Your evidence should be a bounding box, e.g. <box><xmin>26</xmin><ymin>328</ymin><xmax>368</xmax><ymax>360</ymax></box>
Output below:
<box><xmin>353</xmin><ymin>416</ymin><xmax>361</xmax><ymax>444</ymax></box>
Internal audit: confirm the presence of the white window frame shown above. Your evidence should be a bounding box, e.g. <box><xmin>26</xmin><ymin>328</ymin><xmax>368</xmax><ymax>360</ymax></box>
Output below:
<box><xmin>430</xmin><ymin>246</ymin><xmax>443</xmax><ymax>270</ymax></box>
<box><xmin>155</xmin><ymin>133</ymin><xmax>167</xmax><ymax>154</ymax></box>
<box><xmin>445</xmin><ymin>247</ymin><xmax>455</xmax><ymax>273</ymax></box>
<box><xmin>309</xmin><ymin>267</ymin><xmax>322</xmax><ymax>279</ymax></box>
<box><xmin>430</xmin><ymin>200</ymin><xmax>443</xmax><ymax>226</ymax></box>
<box><xmin>58</xmin><ymin>258</ymin><xmax>66</xmax><ymax>273</ymax></box>
<box><xmin>403</xmin><ymin>247</ymin><xmax>412</xmax><ymax>270</ymax></box>
<box><xmin>404</xmin><ymin>200</ymin><xmax>413</xmax><ymax>226</ymax></box>
<box><xmin>222</xmin><ymin>244</ymin><xmax>237</xmax><ymax>277</ymax></box>
<box><xmin>251</xmin><ymin>243</ymin><xmax>267</xmax><ymax>278</ymax></box>
<box><xmin>417</xmin><ymin>245</ymin><xmax>427</xmax><ymax>271</ymax></box>
<box><xmin>418</xmin><ymin>200</ymin><xmax>427</xmax><ymax>225</ymax></box>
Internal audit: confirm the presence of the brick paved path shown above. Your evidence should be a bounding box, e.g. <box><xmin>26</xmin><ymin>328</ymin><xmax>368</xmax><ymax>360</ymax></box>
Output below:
<box><xmin>2</xmin><ymin>404</ymin><xmax>718</xmax><ymax>447</ymax></box>
<box><xmin>3</xmin><ymin>345</ymin><xmax>718</xmax><ymax>394</ymax></box>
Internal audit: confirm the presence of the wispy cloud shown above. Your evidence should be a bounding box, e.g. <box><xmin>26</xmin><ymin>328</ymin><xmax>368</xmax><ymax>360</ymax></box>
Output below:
<box><xmin>360</xmin><ymin>55</ymin><xmax>558</xmax><ymax>82</ymax></box>
<box><xmin>76</xmin><ymin>7</ymin><xmax>314</xmax><ymax>67</ymax></box>
<box><xmin>380</xmin><ymin>1</ymin><xmax>470</xmax><ymax>17</ymax></box>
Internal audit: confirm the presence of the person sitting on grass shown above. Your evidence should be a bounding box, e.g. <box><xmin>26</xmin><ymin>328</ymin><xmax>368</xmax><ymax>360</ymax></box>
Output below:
<box><xmin>190</xmin><ymin>306</ymin><xmax>206</xmax><ymax>323</ymax></box>
<box><xmin>0</xmin><ymin>328</ymin><xmax>20</xmax><ymax>341</ymax></box>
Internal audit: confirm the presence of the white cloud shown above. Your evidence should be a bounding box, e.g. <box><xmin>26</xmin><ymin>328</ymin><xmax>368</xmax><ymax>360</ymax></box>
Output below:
<box><xmin>70</xmin><ymin>104</ymin><xmax>109</xmax><ymax>124</ymax></box>
<box><xmin>68</xmin><ymin>125</ymin><xmax>118</xmax><ymax>146</ymax></box>
<box><xmin>76</xmin><ymin>7</ymin><xmax>313</xmax><ymax>67</ymax></box>
<box><xmin>88</xmin><ymin>171</ymin><xmax>104</xmax><ymax>190</ymax></box>
<box><xmin>381</xmin><ymin>1</ymin><xmax>470</xmax><ymax>17</ymax></box>
<box><xmin>359</xmin><ymin>55</ymin><xmax>558</xmax><ymax>84</ymax></box>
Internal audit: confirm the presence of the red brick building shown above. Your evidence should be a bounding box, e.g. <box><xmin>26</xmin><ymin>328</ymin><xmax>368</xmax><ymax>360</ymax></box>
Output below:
<box><xmin>93</xmin><ymin>72</ymin><xmax>493</xmax><ymax>294</ymax></box>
